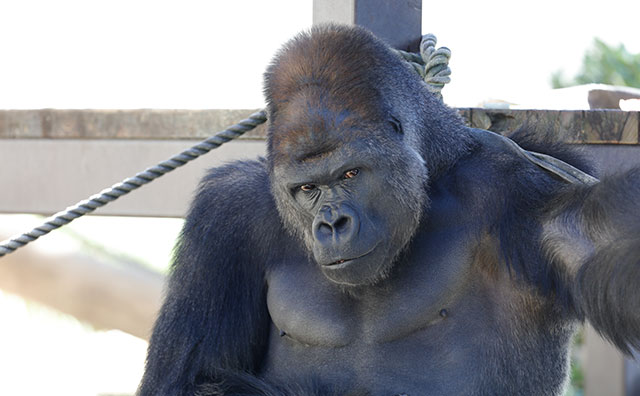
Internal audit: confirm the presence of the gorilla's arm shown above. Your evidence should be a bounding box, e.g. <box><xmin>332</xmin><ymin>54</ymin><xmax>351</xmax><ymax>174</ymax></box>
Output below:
<box><xmin>138</xmin><ymin>160</ymin><xmax>279</xmax><ymax>396</ymax></box>
<box><xmin>542</xmin><ymin>167</ymin><xmax>640</xmax><ymax>353</ymax></box>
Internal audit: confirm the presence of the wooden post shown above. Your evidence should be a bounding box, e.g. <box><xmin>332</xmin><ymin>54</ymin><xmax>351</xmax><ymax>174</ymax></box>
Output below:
<box><xmin>584</xmin><ymin>325</ymin><xmax>625</xmax><ymax>396</ymax></box>
<box><xmin>312</xmin><ymin>0</ymin><xmax>422</xmax><ymax>51</ymax></box>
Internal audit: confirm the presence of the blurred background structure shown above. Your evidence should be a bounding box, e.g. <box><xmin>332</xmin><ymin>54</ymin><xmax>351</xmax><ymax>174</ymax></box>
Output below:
<box><xmin>0</xmin><ymin>1</ymin><xmax>639</xmax><ymax>395</ymax></box>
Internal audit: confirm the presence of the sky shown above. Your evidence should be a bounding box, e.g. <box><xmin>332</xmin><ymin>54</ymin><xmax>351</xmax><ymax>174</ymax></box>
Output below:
<box><xmin>421</xmin><ymin>0</ymin><xmax>640</xmax><ymax>106</ymax></box>
<box><xmin>1</xmin><ymin>0</ymin><xmax>639</xmax><ymax>110</ymax></box>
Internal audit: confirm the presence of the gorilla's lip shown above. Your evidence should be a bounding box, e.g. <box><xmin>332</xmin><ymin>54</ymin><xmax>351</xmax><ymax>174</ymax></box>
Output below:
<box><xmin>323</xmin><ymin>245</ymin><xmax>377</xmax><ymax>268</ymax></box>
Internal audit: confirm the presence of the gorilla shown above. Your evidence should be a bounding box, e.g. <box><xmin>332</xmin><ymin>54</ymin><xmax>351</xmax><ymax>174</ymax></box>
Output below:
<box><xmin>138</xmin><ymin>25</ymin><xmax>640</xmax><ymax>396</ymax></box>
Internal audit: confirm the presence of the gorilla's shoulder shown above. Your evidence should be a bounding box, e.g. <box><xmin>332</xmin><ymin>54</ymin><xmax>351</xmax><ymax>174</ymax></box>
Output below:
<box><xmin>452</xmin><ymin>127</ymin><xmax>595</xmax><ymax>223</ymax></box>
<box><xmin>465</xmin><ymin>127</ymin><xmax>593</xmax><ymax>183</ymax></box>
<box><xmin>186</xmin><ymin>158</ymin><xmax>284</xmax><ymax>244</ymax></box>
<box><xmin>199</xmin><ymin>158</ymin><xmax>270</xmax><ymax>197</ymax></box>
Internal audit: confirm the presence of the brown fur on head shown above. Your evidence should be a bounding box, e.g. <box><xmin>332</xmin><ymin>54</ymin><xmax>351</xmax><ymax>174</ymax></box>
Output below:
<box><xmin>264</xmin><ymin>24</ymin><xmax>392</xmax><ymax>117</ymax></box>
<box><xmin>263</xmin><ymin>24</ymin><xmax>408</xmax><ymax>165</ymax></box>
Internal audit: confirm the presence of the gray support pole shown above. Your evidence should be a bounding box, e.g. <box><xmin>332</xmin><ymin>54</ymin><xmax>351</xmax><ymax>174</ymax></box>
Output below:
<box><xmin>313</xmin><ymin>0</ymin><xmax>422</xmax><ymax>51</ymax></box>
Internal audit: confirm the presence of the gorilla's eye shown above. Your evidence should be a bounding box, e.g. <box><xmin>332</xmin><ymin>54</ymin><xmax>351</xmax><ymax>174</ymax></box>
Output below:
<box><xmin>343</xmin><ymin>169</ymin><xmax>359</xmax><ymax>179</ymax></box>
<box><xmin>300</xmin><ymin>184</ymin><xmax>316</xmax><ymax>192</ymax></box>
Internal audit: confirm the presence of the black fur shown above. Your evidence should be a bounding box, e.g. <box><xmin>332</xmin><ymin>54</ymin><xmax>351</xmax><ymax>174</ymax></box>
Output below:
<box><xmin>139</xmin><ymin>160</ymin><xmax>279</xmax><ymax>395</ymax></box>
<box><xmin>543</xmin><ymin>167</ymin><xmax>640</xmax><ymax>354</ymax></box>
<box><xmin>139</xmin><ymin>25</ymin><xmax>640</xmax><ymax>396</ymax></box>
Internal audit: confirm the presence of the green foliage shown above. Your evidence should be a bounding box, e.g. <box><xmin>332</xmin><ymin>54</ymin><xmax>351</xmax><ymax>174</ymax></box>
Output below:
<box><xmin>563</xmin><ymin>329</ymin><xmax>585</xmax><ymax>396</ymax></box>
<box><xmin>568</xmin><ymin>356</ymin><xmax>585</xmax><ymax>394</ymax></box>
<box><xmin>552</xmin><ymin>38</ymin><xmax>640</xmax><ymax>88</ymax></box>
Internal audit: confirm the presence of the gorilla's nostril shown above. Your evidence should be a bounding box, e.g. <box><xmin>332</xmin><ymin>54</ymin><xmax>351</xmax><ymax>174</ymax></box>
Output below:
<box><xmin>318</xmin><ymin>223</ymin><xmax>333</xmax><ymax>236</ymax></box>
<box><xmin>334</xmin><ymin>217</ymin><xmax>350</xmax><ymax>231</ymax></box>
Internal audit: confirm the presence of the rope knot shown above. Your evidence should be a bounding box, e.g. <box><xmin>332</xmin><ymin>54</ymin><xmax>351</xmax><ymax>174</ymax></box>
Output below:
<box><xmin>396</xmin><ymin>34</ymin><xmax>452</xmax><ymax>100</ymax></box>
<box><xmin>420</xmin><ymin>34</ymin><xmax>451</xmax><ymax>100</ymax></box>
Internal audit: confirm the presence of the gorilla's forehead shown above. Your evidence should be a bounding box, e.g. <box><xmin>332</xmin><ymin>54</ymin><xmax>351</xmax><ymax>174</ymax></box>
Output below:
<box><xmin>269</xmin><ymin>88</ymin><xmax>385</xmax><ymax>164</ymax></box>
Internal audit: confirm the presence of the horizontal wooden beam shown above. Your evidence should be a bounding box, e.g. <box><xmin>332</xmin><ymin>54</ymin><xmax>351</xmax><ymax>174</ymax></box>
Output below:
<box><xmin>1</xmin><ymin>109</ymin><xmax>638</xmax><ymax>144</ymax></box>
<box><xmin>0</xmin><ymin>109</ymin><xmax>266</xmax><ymax>140</ymax></box>
<box><xmin>457</xmin><ymin>108</ymin><xmax>639</xmax><ymax>145</ymax></box>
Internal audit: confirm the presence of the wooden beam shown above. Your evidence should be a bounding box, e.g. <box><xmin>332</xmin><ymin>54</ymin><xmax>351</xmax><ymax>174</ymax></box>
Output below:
<box><xmin>1</xmin><ymin>109</ymin><xmax>638</xmax><ymax>144</ymax></box>
<box><xmin>0</xmin><ymin>109</ymin><xmax>266</xmax><ymax>140</ymax></box>
<box><xmin>0</xmin><ymin>139</ymin><xmax>266</xmax><ymax>217</ymax></box>
<box><xmin>458</xmin><ymin>108</ymin><xmax>640</xmax><ymax>145</ymax></box>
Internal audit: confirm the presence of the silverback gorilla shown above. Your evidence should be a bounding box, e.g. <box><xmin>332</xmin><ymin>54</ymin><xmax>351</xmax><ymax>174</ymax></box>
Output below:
<box><xmin>139</xmin><ymin>25</ymin><xmax>640</xmax><ymax>396</ymax></box>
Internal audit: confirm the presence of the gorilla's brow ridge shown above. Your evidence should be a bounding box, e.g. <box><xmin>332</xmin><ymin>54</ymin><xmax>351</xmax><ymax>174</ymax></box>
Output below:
<box><xmin>298</xmin><ymin>146</ymin><xmax>337</xmax><ymax>163</ymax></box>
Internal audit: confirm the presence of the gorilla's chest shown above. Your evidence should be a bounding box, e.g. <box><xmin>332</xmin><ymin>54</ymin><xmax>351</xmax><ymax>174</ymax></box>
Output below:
<box><xmin>266</xmin><ymin>225</ymin><xmax>475</xmax><ymax>347</ymax></box>
<box><xmin>261</xmin><ymin>229</ymin><xmax>573</xmax><ymax>396</ymax></box>
<box><xmin>261</xmin><ymin>226</ymin><xmax>495</xmax><ymax>394</ymax></box>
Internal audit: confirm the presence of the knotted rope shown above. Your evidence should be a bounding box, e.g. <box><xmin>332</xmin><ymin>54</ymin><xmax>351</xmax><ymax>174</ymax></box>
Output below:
<box><xmin>397</xmin><ymin>33</ymin><xmax>452</xmax><ymax>99</ymax></box>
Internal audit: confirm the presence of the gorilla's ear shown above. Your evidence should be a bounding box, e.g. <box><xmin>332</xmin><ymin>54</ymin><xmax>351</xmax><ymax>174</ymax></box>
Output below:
<box><xmin>389</xmin><ymin>116</ymin><xmax>403</xmax><ymax>135</ymax></box>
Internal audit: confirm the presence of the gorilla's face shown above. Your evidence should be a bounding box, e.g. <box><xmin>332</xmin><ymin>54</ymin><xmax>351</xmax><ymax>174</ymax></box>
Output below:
<box><xmin>270</xmin><ymin>92</ymin><xmax>429</xmax><ymax>287</ymax></box>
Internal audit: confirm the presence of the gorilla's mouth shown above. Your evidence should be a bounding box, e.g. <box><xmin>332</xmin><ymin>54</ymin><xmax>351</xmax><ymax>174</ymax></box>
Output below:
<box><xmin>324</xmin><ymin>246</ymin><xmax>377</xmax><ymax>267</ymax></box>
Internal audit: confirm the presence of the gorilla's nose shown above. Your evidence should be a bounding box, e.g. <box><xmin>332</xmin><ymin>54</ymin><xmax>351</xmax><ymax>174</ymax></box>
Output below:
<box><xmin>312</xmin><ymin>204</ymin><xmax>359</xmax><ymax>246</ymax></box>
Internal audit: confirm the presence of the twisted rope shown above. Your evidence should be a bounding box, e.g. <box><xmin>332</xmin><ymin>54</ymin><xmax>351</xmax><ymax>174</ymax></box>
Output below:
<box><xmin>396</xmin><ymin>33</ymin><xmax>452</xmax><ymax>100</ymax></box>
<box><xmin>0</xmin><ymin>110</ymin><xmax>267</xmax><ymax>258</ymax></box>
